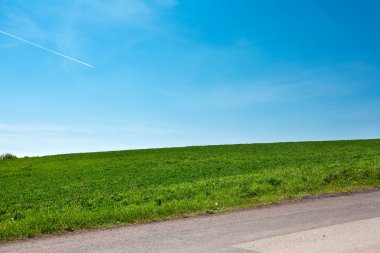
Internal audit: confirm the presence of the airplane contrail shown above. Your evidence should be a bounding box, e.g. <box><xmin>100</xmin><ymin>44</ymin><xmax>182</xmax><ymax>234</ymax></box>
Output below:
<box><xmin>0</xmin><ymin>30</ymin><xmax>93</xmax><ymax>68</ymax></box>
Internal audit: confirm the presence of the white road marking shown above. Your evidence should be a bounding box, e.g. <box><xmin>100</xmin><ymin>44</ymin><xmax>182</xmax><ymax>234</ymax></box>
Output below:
<box><xmin>234</xmin><ymin>217</ymin><xmax>380</xmax><ymax>253</ymax></box>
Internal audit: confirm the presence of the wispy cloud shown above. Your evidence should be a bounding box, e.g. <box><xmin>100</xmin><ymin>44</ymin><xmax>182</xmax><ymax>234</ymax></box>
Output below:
<box><xmin>161</xmin><ymin>62</ymin><xmax>379</xmax><ymax>108</ymax></box>
<box><xmin>0</xmin><ymin>123</ymin><xmax>175</xmax><ymax>135</ymax></box>
<box><xmin>0</xmin><ymin>122</ymin><xmax>180</xmax><ymax>156</ymax></box>
<box><xmin>154</xmin><ymin>0</ymin><xmax>178</xmax><ymax>8</ymax></box>
<box><xmin>72</xmin><ymin>0</ymin><xmax>153</xmax><ymax>24</ymax></box>
<box><xmin>0</xmin><ymin>0</ymin><xmax>177</xmax><ymax>66</ymax></box>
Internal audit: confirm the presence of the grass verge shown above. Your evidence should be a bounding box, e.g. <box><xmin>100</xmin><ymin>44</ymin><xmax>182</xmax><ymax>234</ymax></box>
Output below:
<box><xmin>0</xmin><ymin>139</ymin><xmax>380</xmax><ymax>241</ymax></box>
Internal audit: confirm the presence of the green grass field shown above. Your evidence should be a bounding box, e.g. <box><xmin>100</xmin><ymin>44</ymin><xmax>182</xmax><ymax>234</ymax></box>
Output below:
<box><xmin>1</xmin><ymin>139</ymin><xmax>380</xmax><ymax>241</ymax></box>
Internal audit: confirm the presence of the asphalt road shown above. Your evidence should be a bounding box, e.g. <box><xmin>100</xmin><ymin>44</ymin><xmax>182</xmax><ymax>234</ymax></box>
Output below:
<box><xmin>1</xmin><ymin>189</ymin><xmax>379</xmax><ymax>253</ymax></box>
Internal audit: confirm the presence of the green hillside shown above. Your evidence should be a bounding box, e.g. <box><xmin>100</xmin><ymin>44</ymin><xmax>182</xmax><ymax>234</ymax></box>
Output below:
<box><xmin>1</xmin><ymin>139</ymin><xmax>380</xmax><ymax>241</ymax></box>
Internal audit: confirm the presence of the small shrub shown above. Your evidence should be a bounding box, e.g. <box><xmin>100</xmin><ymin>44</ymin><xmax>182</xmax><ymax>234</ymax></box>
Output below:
<box><xmin>267</xmin><ymin>177</ymin><xmax>282</xmax><ymax>187</ymax></box>
<box><xmin>0</xmin><ymin>153</ymin><xmax>18</xmax><ymax>160</ymax></box>
<box><xmin>155</xmin><ymin>198</ymin><xmax>162</xmax><ymax>206</ymax></box>
<box><xmin>12</xmin><ymin>212</ymin><xmax>24</xmax><ymax>221</ymax></box>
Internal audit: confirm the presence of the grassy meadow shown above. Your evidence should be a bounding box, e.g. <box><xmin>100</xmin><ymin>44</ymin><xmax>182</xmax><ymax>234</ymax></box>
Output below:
<box><xmin>0</xmin><ymin>139</ymin><xmax>380</xmax><ymax>241</ymax></box>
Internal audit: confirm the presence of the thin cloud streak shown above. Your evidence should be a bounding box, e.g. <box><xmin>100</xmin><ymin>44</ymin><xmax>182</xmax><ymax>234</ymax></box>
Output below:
<box><xmin>0</xmin><ymin>30</ymin><xmax>93</xmax><ymax>68</ymax></box>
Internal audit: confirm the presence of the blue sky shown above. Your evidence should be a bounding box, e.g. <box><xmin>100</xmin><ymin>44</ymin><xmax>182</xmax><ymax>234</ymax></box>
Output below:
<box><xmin>1</xmin><ymin>0</ymin><xmax>380</xmax><ymax>156</ymax></box>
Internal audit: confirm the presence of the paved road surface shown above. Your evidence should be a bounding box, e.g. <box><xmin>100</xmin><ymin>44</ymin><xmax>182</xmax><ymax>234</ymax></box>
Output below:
<box><xmin>1</xmin><ymin>189</ymin><xmax>379</xmax><ymax>253</ymax></box>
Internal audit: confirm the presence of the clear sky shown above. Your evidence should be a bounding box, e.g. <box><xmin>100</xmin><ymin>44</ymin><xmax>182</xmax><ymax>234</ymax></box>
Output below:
<box><xmin>1</xmin><ymin>0</ymin><xmax>380</xmax><ymax>156</ymax></box>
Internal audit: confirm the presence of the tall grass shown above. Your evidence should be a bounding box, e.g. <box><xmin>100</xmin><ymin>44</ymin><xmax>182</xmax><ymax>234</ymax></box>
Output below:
<box><xmin>0</xmin><ymin>139</ymin><xmax>379</xmax><ymax>241</ymax></box>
